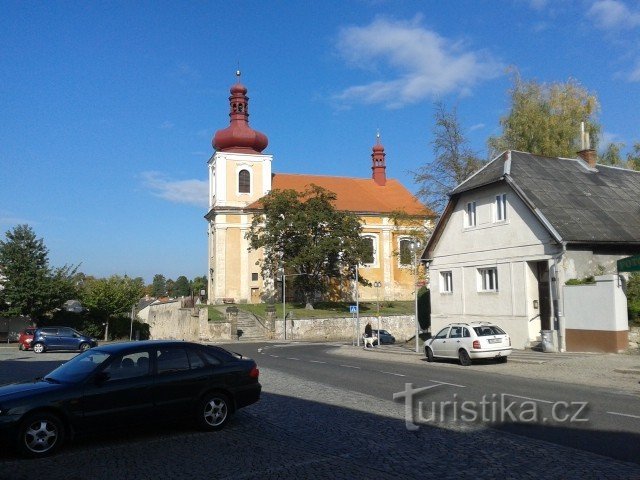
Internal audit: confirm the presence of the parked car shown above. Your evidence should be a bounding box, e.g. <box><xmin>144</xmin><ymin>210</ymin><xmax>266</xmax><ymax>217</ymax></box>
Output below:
<box><xmin>372</xmin><ymin>329</ymin><xmax>395</xmax><ymax>345</ymax></box>
<box><xmin>31</xmin><ymin>327</ymin><xmax>98</xmax><ymax>353</ymax></box>
<box><xmin>0</xmin><ymin>340</ymin><xmax>261</xmax><ymax>457</ymax></box>
<box><xmin>17</xmin><ymin>328</ymin><xmax>36</xmax><ymax>351</ymax></box>
<box><xmin>425</xmin><ymin>322</ymin><xmax>512</xmax><ymax>366</ymax></box>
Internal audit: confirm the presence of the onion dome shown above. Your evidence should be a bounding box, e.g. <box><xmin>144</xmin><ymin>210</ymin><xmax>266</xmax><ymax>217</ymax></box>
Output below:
<box><xmin>213</xmin><ymin>71</ymin><xmax>269</xmax><ymax>154</ymax></box>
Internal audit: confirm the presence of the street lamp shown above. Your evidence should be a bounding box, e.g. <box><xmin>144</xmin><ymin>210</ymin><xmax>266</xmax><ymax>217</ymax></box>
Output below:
<box><xmin>409</xmin><ymin>240</ymin><xmax>422</xmax><ymax>353</ymax></box>
<box><xmin>280</xmin><ymin>272</ymin><xmax>307</xmax><ymax>340</ymax></box>
<box><xmin>374</xmin><ymin>281</ymin><xmax>381</xmax><ymax>347</ymax></box>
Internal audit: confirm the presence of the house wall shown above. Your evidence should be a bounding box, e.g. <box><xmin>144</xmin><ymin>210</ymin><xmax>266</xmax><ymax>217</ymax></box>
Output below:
<box><xmin>429</xmin><ymin>183</ymin><xmax>561</xmax><ymax>349</ymax></box>
<box><xmin>563</xmin><ymin>275</ymin><xmax>628</xmax><ymax>352</ymax></box>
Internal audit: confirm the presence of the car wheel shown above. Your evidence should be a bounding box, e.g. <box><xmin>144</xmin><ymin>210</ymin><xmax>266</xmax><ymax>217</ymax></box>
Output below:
<box><xmin>32</xmin><ymin>343</ymin><xmax>45</xmax><ymax>354</ymax></box>
<box><xmin>425</xmin><ymin>346</ymin><xmax>434</xmax><ymax>362</ymax></box>
<box><xmin>458</xmin><ymin>349</ymin><xmax>472</xmax><ymax>366</ymax></box>
<box><xmin>18</xmin><ymin>343</ymin><xmax>23</xmax><ymax>351</ymax></box>
<box><xmin>17</xmin><ymin>412</ymin><xmax>65</xmax><ymax>458</ymax></box>
<box><xmin>79</xmin><ymin>342</ymin><xmax>90</xmax><ymax>352</ymax></box>
<box><xmin>497</xmin><ymin>356</ymin><xmax>508</xmax><ymax>364</ymax></box>
<box><xmin>197</xmin><ymin>392</ymin><xmax>231</xmax><ymax>430</ymax></box>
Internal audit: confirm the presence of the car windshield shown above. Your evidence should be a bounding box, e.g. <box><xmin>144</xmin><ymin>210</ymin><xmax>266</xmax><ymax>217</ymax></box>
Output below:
<box><xmin>45</xmin><ymin>349</ymin><xmax>112</xmax><ymax>384</ymax></box>
<box><xmin>473</xmin><ymin>326</ymin><xmax>506</xmax><ymax>336</ymax></box>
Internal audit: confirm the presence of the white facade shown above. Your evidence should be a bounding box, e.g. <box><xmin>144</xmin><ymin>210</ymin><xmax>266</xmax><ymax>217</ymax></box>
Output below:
<box><xmin>428</xmin><ymin>183</ymin><xmax>562</xmax><ymax>349</ymax></box>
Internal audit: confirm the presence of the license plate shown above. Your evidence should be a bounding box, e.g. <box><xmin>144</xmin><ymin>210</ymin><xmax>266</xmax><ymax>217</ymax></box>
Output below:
<box><xmin>488</xmin><ymin>338</ymin><xmax>501</xmax><ymax>344</ymax></box>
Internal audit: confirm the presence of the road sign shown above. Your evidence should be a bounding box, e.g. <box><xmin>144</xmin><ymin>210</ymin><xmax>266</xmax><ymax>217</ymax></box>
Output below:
<box><xmin>349</xmin><ymin>305</ymin><xmax>358</xmax><ymax>314</ymax></box>
<box><xmin>618</xmin><ymin>255</ymin><xmax>640</xmax><ymax>273</ymax></box>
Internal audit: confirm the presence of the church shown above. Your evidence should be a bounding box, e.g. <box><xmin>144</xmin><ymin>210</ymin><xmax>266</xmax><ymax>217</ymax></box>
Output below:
<box><xmin>205</xmin><ymin>73</ymin><xmax>433</xmax><ymax>304</ymax></box>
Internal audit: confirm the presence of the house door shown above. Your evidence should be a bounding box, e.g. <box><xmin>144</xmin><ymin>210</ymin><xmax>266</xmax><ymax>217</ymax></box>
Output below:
<box><xmin>536</xmin><ymin>262</ymin><xmax>552</xmax><ymax>330</ymax></box>
<box><xmin>251</xmin><ymin>288</ymin><xmax>260</xmax><ymax>303</ymax></box>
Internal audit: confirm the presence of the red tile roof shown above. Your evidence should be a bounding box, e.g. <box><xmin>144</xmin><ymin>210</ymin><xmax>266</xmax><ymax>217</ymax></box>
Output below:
<box><xmin>248</xmin><ymin>173</ymin><xmax>432</xmax><ymax>216</ymax></box>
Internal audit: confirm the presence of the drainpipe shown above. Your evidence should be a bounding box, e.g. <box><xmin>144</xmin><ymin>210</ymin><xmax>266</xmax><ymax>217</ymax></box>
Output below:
<box><xmin>552</xmin><ymin>243</ymin><xmax>567</xmax><ymax>352</ymax></box>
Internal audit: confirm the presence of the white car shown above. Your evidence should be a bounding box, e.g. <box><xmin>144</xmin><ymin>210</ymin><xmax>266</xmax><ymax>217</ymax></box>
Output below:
<box><xmin>425</xmin><ymin>322</ymin><xmax>512</xmax><ymax>366</ymax></box>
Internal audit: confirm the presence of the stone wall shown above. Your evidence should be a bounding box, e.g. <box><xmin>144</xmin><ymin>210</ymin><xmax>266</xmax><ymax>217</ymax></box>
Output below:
<box><xmin>279</xmin><ymin>315</ymin><xmax>417</xmax><ymax>343</ymax></box>
<box><xmin>144</xmin><ymin>302</ymin><xmax>202</xmax><ymax>341</ymax></box>
<box><xmin>629</xmin><ymin>326</ymin><xmax>640</xmax><ymax>350</ymax></box>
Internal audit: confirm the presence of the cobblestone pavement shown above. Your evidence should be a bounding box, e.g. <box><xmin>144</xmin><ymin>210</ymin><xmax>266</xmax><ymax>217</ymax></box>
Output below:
<box><xmin>1</xmin><ymin>346</ymin><xmax>639</xmax><ymax>479</ymax></box>
<box><xmin>327</xmin><ymin>343</ymin><xmax>640</xmax><ymax>395</ymax></box>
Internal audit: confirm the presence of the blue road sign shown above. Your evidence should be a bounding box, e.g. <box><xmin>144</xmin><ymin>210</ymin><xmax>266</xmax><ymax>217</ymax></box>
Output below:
<box><xmin>349</xmin><ymin>305</ymin><xmax>358</xmax><ymax>314</ymax></box>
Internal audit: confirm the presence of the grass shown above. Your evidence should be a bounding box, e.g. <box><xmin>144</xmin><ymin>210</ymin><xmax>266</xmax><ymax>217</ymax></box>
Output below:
<box><xmin>231</xmin><ymin>300</ymin><xmax>415</xmax><ymax>320</ymax></box>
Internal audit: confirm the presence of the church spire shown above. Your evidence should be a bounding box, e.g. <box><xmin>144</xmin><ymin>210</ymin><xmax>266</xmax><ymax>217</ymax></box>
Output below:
<box><xmin>213</xmin><ymin>71</ymin><xmax>269</xmax><ymax>154</ymax></box>
<box><xmin>371</xmin><ymin>130</ymin><xmax>386</xmax><ymax>186</ymax></box>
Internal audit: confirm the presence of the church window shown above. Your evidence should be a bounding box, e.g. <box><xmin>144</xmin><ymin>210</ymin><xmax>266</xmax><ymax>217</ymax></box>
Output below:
<box><xmin>238</xmin><ymin>169</ymin><xmax>250</xmax><ymax>193</ymax></box>
<box><xmin>361</xmin><ymin>235</ymin><xmax>377</xmax><ymax>266</ymax></box>
<box><xmin>399</xmin><ymin>238</ymin><xmax>412</xmax><ymax>266</ymax></box>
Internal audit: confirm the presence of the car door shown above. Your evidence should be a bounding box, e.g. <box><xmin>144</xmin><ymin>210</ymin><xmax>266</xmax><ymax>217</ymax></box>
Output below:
<box><xmin>40</xmin><ymin>328</ymin><xmax>61</xmax><ymax>350</ymax></box>
<box><xmin>57</xmin><ymin>327</ymin><xmax>78</xmax><ymax>350</ymax></box>
<box><xmin>153</xmin><ymin>345</ymin><xmax>212</xmax><ymax>419</ymax></box>
<box><xmin>446</xmin><ymin>326</ymin><xmax>464</xmax><ymax>357</ymax></box>
<box><xmin>81</xmin><ymin>349</ymin><xmax>155</xmax><ymax>428</ymax></box>
<box><xmin>429</xmin><ymin>327</ymin><xmax>450</xmax><ymax>357</ymax></box>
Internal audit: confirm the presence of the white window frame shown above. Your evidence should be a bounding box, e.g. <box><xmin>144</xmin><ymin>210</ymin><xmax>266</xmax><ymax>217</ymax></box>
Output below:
<box><xmin>440</xmin><ymin>271</ymin><xmax>453</xmax><ymax>294</ymax></box>
<box><xmin>495</xmin><ymin>193</ymin><xmax>507</xmax><ymax>222</ymax></box>
<box><xmin>361</xmin><ymin>234</ymin><xmax>379</xmax><ymax>267</ymax></box>
<box><xmin>465</xmin><ymin>201</ymin><xmax>477</xmax><ymax>228</ymax></box>
<box><xmin>478</xmin><ymin>267</ymin><xmax>498</xmax><ymax>292</ymax></box>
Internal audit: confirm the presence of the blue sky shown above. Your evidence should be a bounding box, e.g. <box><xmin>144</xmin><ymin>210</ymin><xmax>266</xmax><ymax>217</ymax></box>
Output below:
<box><xmin>1</xmin><ymin>0</ymin><xmax>639</xmax><ymax>283</ymax></box>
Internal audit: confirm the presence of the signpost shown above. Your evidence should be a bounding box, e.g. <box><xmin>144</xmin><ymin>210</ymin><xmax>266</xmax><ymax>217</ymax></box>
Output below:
<box><xmin>618</xmin><ymin>255</ymin><xmax>640</xmax><ymax>273</ymax></box>
<box><xmin>350</xmin><ymin>305</ymin><xmax>358</xmax><ymax>345</ymax></box>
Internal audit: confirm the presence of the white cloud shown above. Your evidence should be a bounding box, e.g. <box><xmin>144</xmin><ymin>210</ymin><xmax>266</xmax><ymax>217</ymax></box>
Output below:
<box><xmin>587</xmin><ymin>0</ymin><xmax>640</xmax><ymax>30</ymax></box>
<box><xmin>469</xmin><ymin>123</ymin><xmax>485</xmax><ymax>132</ymax></box>
<box><xmin>159</xmin><ymin>121</ymin><xmax>174</xmax><ymax>130</ymax></box>
<box><xmin>141</xmin><ymin>172</ymin><xmax>208</xmax><ymax>207</ymax></box>
<box><xmin>629</xmin><ymin>59</ymin><xmax>640</xmax><ymax>81</ymax></box>
<box><xmin>334</xmin><ymin>16</ymin><xmax>502</xmax><ymax>108</ymax></box>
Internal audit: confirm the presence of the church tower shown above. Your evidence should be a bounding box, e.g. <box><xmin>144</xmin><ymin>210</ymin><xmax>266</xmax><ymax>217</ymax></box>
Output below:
<box><xmin>206</xmin><ymin>72</ymin><xmax>273</xmax><ymax>303</ymax></box>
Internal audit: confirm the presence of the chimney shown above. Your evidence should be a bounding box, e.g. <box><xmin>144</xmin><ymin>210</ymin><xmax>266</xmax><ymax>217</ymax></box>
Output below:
<box><xmin>577</xmin><ymin>149</ymin><xmax>597</xmax><ymax>168</ymax></box>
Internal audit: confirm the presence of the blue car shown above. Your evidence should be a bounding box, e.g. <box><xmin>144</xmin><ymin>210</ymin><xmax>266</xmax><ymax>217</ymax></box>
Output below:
<box><xmin>31</xmin><ymin>327</ymin><xmax>98</xmax><ymax>354</ymax></box>
<box><xmin>372</xmin><ymin>329</ymin><xmax>396</xmax><ymax>345</ymax></box>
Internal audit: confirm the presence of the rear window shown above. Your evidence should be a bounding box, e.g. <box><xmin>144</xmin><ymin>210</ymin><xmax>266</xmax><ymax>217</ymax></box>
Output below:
<box><xmin>473</xmin><ymin>326</ymin><xmax>506</xmax><ymax>336</ymax></box>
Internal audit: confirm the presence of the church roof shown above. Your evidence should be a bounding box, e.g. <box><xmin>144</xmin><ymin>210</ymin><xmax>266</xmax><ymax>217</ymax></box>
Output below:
<box><xmin>248</xmin><ymin>173</ymin><xmax>432</xmax><ymax>216</ymax></box>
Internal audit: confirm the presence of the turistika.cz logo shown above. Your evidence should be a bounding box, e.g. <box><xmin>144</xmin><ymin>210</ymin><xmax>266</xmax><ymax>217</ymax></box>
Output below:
<box><xmin>393</xmin><ymin>383</ymin><xmax>589</xmax><ymax>431</ymax></box>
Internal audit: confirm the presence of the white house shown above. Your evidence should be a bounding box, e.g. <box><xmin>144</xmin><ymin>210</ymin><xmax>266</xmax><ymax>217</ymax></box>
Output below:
<box><xmin>424</xmin><ymin>150</ymin><xmax>640</xmax><ymax>352</ymax></box>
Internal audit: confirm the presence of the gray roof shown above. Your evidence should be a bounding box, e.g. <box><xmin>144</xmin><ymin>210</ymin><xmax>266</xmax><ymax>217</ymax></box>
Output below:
<box><xmin>452</xmin><ymin>150</ymin><xmax>640</xmax><ymax>245</ymax></box>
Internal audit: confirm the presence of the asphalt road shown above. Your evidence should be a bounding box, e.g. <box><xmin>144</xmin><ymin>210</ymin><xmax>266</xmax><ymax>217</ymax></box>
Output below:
<box><xmin>1</xmin><ymin>343</ymin><xmax>639</xmax><ymax>479</ymax></box>
<box><xmin>228</xmin><ymin>342</ymin><xmax>640</xmax><ymax>464</ymax></box>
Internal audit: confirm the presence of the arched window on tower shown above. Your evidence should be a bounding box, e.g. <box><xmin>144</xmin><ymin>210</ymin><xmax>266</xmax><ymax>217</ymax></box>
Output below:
<box><xmin>238</xmin><ymin>169</ymin><xmax>250</xmax><ymax>193</ymax></box>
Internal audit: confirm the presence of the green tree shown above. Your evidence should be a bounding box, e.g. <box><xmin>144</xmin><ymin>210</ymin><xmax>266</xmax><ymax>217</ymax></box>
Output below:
<box><xmin>191</xmin><ymin>276</ymin><xmax>207</xmax><ymax>298</ymax></box>
<box><xmin>627</xmin><ymin>143</ymin><xmax>640</xmax><ymax>171</ymax></box>
<box><xmin>488</xmin><ymin>73</ymin><xmax>601</xmax><ymax>159</ymax></box>
<box><xmin>601</xmin><ymin>142</ymin><xmax>624</xmax><ymax>166</ymax></box>
<box><xmin>166</xmin><ymin>279</ymin><xmax>175</xmax><ymax>297</ymax></box>
<box><xmin>0</xmin><ymin>224</ymin><xmax>78</xmax><ymax>320</ymax></box>
<box><xmin>246</xmin><ymin>185</ymin><xmax>372</xmax><ymax>308</ymax></box>
<box><xmin>628</xmin><ymin>273</ymin><xmax>640</xmax><ymax>325</ymax></box>
<box><xmin>151</xmin><ymin>274</ymin><xmax>166</xmax><ymax>297</ymax></box>
<box><xmin>413</xmin><ymin>102</ymin><xmax>484</xmax><ymax>214</ymax></box>
<box><xmin>80</xmin><ymin>275</ymin><xmax>144</xmax><ymax>340</ymax></box>
<box><xmin>174</xmin><ymin>275</ymin><xmax>191</xmax><ymax>297</ymax></box>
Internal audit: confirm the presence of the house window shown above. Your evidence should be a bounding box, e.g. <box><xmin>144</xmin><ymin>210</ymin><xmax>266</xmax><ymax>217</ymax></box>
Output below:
<box><xmin>478</xmin><ymin>267</ymin><xmax>498</xmax><ymax>292</ymax></box>
<box><xmin>399</xmin><ymin>238</ymin><xmax>412</xmax><ymax>266</ymax></box>
<box><xmin>361</xmin><ymin>235</ymin><xmax>377</xmax><ymax>266</ymax></box>
<box><xmin>495</xmin><ymin>194</ymin><xmax>507</xmax><ymax>222</ymax></box>
<box><xmin>238</xmin><ymin>169</ymin><xmax>250</xmax><ymax>193</ymax></box>
<box><xmin>440</xmin><ymin>271</ymin><xmax>453</xmax><ymax>293</ymax></box>
<box><xmin>251</xmin><ymin>273</ymin><xmax>259</xmax><ymax>282</ymax></box>
<box><xmin>465</xmin><ymin>201</ymin><xmax>477</xmax><ymax>227</ymax></box>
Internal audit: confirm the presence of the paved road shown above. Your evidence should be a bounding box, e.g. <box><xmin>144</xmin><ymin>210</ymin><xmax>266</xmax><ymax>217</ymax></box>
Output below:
<box><xmin>0</xmin><ymin>343</ymin><xmax>639</xmax><ymax>479</ymax></box>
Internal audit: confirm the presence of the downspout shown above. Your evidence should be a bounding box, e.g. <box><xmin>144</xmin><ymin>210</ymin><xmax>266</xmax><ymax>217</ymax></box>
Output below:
<box><xmin>551</xmin><ymin>243</ymin><xmax>567</xmax><ymax>352</ymax></box>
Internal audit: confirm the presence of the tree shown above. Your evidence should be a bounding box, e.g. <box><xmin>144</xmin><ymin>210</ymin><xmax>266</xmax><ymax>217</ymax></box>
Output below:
<box><xmin>80</xmin><ymin>275</ymin><xmax>144</xmax><ymax>339</ymax></box>
<box><xmin>246</xmin><ymin>185</ymin><xmax>372</xmax><ymax>308</ymax></box>
<box><xmin>191</xmin><ymin>276</ymin><xmax>207</xmax><ymax>298</ymax></box>
<box><xmin>488</xmin><ymin>73</ymin><xmax>601</xmax><ymax>159</ymax></box>
<box><xmin>601</xmin><ymin>142</ymin><xmax>624</xmax><ymax>166</ymax></box>
<box><xmin>413</xmin><ymin>102</ymin><xmax>484</xmax><ymax>214</ymax></box>
<box><xmin>0</xmin><ymin>224</ymin><xmax>78</xmax><ymax>320</ymax></box>
<box><xmin>627</xmin><ymin>143</ymin><xmax>640</xmax><ymax>171</ymax></box>
<box><xmin>151</xmin><ymin>274</ymin><xmax>166</xmax><ymax>297</ymax></box>
<box><xmin>174</xmin><ymin>276</ymin><xmax>191</xmax><ymax>297</ymax></box>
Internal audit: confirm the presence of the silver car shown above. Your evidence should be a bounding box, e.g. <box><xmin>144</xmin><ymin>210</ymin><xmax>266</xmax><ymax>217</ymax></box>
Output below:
<box><xmin>425</xmin><ymin>322</ymin><xmax>512</xmax><ymax>366</ymax></box>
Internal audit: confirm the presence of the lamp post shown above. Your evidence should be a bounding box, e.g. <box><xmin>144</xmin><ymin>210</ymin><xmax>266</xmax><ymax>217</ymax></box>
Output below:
<box><xmin>281</xmin><ymin>272</ymin><xmax>307</xmax><ymax>340</ymax></box>
<box><xmin>374</xmin><ymin>281</ymin><xmax>381</xmax><ymax>347</ymax></box>
<box><xmin>409</xmin><ymin>240</ymin><xmax>422</xmax><ymax>353</ymax></box>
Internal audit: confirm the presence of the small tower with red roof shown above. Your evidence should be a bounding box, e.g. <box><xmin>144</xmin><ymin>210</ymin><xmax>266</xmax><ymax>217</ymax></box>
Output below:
<box><xmin>371</xmin><ymin>131</ymin><xmax>387</xmax><ymax>186</ymax></box>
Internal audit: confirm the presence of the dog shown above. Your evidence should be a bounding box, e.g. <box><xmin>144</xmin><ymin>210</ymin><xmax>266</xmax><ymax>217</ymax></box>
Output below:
<box><xmin>363</xmin><ymin>334</ymin><xmax>377</xmax><ymax>349</ymax></box>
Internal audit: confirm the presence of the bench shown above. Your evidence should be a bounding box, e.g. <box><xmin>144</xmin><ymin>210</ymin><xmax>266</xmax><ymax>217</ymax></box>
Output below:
<box><xmin>222</xmin><ymin>298</ymin><xmax>235</xmax><ymax>304</ymax></box>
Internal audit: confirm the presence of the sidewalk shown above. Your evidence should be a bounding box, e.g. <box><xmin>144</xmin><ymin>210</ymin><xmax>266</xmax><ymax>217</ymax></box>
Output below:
<box><xmin>331</xmin><ymin>341</ymin><xmax>640</xmax><ymax>394</ymax></box>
